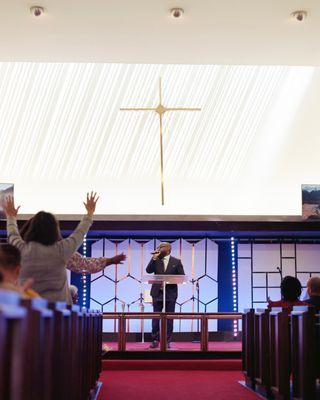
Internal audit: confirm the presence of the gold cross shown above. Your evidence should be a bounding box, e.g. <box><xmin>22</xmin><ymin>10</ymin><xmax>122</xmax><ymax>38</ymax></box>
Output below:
<box><xmin>120</xmin><ymin>77</ymin><xmax>201</xmax><ymax>205</ymax></box>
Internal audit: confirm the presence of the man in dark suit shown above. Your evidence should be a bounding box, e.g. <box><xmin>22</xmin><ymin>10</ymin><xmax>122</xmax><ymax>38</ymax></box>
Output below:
<box><xmin>146</xmin><ymin>242</ymin><xmax>185</xmax><ymax>349</ymax></box>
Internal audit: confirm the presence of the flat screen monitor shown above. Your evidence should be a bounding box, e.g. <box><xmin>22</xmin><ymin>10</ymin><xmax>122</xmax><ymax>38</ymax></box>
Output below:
<box><xmin>302</xmin><ymin>184</ymin><xmax>320</xmax><ymax>220</ymax></box>
<box><xmin>0</xmin><ymin>184</ymin><xmax>14</xmax><ymax>220</ymax></box>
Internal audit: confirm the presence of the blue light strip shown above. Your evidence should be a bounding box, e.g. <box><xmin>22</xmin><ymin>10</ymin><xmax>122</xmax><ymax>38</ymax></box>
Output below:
<box><xmin>231</xmin><ymin>237</ymin><xmax>238</xmax><ymax>336</ymax></box>
<box><xmin>82</xmin><ymin>235</ymin><xmax>87</xmax><ymax>308</ymax></box>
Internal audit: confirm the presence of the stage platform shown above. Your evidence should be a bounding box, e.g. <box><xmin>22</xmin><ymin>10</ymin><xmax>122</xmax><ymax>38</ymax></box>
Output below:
<box><xmin>102</xmin><ymin>312</ymin><xmax>243</xmax><ymax>359</ymax></box>
<box><xmin>102</xmin><ymin>359</ymin><xmax>242</xmax><ymax>370</ymax></box>
<box><xmin>103</xmin><ymin>341</ymin><xmax>242</xmax><ymax>360</ymax></box>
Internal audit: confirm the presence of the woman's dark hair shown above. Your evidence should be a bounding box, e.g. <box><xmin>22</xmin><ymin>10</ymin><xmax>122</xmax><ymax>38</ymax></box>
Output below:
<box><xmin>281</xmin><ymin>276</ymin><xmax>302</xmax><ymax>302</ymax></box>
<box><xmin>20</xmin><ymin>219</ymin><xmax>31</xmax><ymax>239</ymax></box>
<box><xmin>22</xmin><ymin>212</ymin><xmax>62</xmax><ymax>246</ymax></box>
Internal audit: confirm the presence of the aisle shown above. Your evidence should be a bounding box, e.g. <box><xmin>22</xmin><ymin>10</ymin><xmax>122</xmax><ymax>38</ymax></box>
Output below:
<box><xmin>98</xmin><ymin>370</ymin><xmax>260</xmax><ymax>400</ymax></box>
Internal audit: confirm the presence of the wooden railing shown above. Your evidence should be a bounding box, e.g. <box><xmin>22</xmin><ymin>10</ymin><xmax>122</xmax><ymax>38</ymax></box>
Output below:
<box><xmin>103</xmin><ymin>311</ymin><xmax>242</xmax><ymax>352</ymax></box>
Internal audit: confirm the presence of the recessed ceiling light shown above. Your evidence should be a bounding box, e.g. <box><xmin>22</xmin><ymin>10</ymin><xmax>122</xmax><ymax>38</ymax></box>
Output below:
<box><xmin>30</xmin><ymin>6</ymin><xmax>45</xmax><ymax>17</ymax></box>
<box><xmin>170</xmin><ymin>8</ymin><xmax>184</xmax><ymax>19</ymax></box>
<box><xmin>291</xmin><ymin>10</ymin><xmax>307</xmax><ymax>22</ymax></box>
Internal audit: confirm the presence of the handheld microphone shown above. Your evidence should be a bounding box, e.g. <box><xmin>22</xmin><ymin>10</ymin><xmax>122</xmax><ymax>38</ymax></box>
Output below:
<box><xmin>277</xmin><ymin>267</ymin><xmax>283</xmax><ymax>280</ymax></box>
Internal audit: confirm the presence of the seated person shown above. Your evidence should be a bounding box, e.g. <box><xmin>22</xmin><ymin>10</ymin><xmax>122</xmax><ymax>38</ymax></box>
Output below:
<box><xmin>268</xmin><ymin>275</ymin><xmax>306</xmax><ymax>310</ymax></box>
<box><xmin>305</xmin><ymin>277</ymin><xmax>320</xmax><ymax>308</ymax></box>
<box><xmin>0</xmin><ymin>243</ymin><xmax>39</xmax><ymax>298</ymax></box>
<box><xmin>69</xmin><ymin>284</ymin><xmax>79</xmax><ymax>304</ymax></box>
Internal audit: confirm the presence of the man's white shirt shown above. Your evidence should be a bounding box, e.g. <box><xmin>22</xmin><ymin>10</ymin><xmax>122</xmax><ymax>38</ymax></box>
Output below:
<box><xmin>162</xmin><ymin>254</ymin><xmax>170</xmax><ymax>271</ymax></box>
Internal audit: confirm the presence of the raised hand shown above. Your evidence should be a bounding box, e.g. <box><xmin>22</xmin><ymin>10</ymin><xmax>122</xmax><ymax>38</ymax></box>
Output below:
<box><xmin>110</xmin><ymin>253</ymin><xmax>126</xmax><ymax>265</ymax></box>
<box><xmin>3</xmin><ymin>196</ymin><xmax>21</xmax><ymax>218</ymax></box>
<box><xmin>20</xmin><ymin>278</ymin><xmax>35</xmax><ymax>292</ymax></box>
<box><xmin>152</xmin><ymin>248</ymin><xmax>161</xmax><ymax>260</ymax></box>
<box><xmin>83</xmin><ymin>192</ymin><xmax>99</xmax><ymax>217</ymax></box>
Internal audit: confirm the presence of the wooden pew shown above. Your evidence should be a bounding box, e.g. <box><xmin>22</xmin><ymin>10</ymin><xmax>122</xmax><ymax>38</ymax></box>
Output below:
<box><xmin>48</xmin><ymin>301</ymin><xmax>72</xmax><ymax>400</ymax></box>
<box><xmin>243</xmin><ymin>305</ymin><xmax>320</xmax><ymax>400</ymax></box>
<box><xmin>21</xmin><ymin>297</ymin><xmax>54</xmax><ymax>400</ymax></box>
<box><xmin>88</xmin><ymin>312</ymin><xmax>95</xmax><ymax>393</ymax></box>
<box><xmin>92</xmin><ymin>311</ymin><xmax>103</xmax><ymax>390</ymax></box>
<box><xmin>96</xmin><ymin>309</ymin><xmax>103</xmax><ymax>378</ymax></box>
<box><xmin>68</xmin><ymin>304</ymin><xmax>86</xmax><ymax>400</ymax></box>
<box><xmin>86</xmin><ymin>309</ymin><xmax>103</xmax><ymax>398</ymax></box>
<box><xmin>0</xmin><ymin>290</ymin><xmax>27</xmax><ymax>400</ymax></box>
<box><xmin>54</xmin><ymin>304</ymin><xmax>102</xmax><ymax>400</ymax></box>
<box><xmin>68</xmin><ymin>305</ymin><xmax>103</xmax><ymax>400</ymax></box>
<box><xmin>0</xmin><ymin>291</ymin><xmax>102</xmax><ymax>400</ymax></box>
<box><xmin>81</xmin><ymin>308</ymin><xmax>91</xmax><ymax>397</ymax></box>
<box><xmin>269</xmin><ymin>307</ymin><xmax>291</xmax><ymax>400</ymax></box>
<box><xmin>291</xmin><ymin>306</ymin><xmax>317</xmax><ymax>400</ymax></box>
<box><xmin>79</xmin><ymin>308</ymin><xmax>102</xmax><ymax>399</ymax></box>
<box><xmin>242</xmin><ymin>308</ymin><xmax>255</xmax><ymax>389</ymax></box>
<box><xmin>254</xmin><ymin>308</ymin><xmax>271</xmax><ymax>397</ymax></box>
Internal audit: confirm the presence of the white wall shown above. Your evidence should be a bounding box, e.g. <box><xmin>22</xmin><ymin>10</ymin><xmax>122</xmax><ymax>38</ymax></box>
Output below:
<box><xmin>238</xmin><ymin>243</ymin><xmax>320</xmax><ymax>312</ymax></box>
<box><xmin>0</xmin><ymin>63</ymin><xmax>319</xmax><ymax>216</ymax></box>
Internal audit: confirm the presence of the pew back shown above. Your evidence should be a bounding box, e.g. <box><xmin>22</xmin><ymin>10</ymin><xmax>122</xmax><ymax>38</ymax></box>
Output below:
<box><xmin>0</xmin><ymin>290</ymin><xmax>102</xmax><ymax>400</ymax></box>
<box><xmin>243</xmin><ymin>306</ymin><xmax>320</xmax><ymax>400</ymax></box>
<box><xmin>242</xmin><ymin>308</ymin><xmax>255</xmax><ymax>389</ymax></box>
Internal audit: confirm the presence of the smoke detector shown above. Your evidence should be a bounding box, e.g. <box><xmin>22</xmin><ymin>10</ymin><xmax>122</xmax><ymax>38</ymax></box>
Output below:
<box><xmin>30</xmin><ymin>6</ymin><xmax>45</xmax><ymax>17</ymax></box>
<box><xmin>170</xmin><ymin>8</ymin><xmax>184</xmax><ymax>19</ymax></box>
<box><xmin>291</xmin><ymin>10</ymin><xmax>307</xmax><ymax>22</ymax></box>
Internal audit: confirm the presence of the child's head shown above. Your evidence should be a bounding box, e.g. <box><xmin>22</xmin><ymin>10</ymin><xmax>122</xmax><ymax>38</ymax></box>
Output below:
<box><xmin>0</xmin><ymin>244</ymin><xmax>21</xmax><ymax>284</ymax></box>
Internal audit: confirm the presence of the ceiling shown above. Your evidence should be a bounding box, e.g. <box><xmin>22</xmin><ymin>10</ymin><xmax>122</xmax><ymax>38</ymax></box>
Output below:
<box><xmin>1</xmin><ymin>0</ymin><xmax>320</xmax><ymax>65</ymax></box>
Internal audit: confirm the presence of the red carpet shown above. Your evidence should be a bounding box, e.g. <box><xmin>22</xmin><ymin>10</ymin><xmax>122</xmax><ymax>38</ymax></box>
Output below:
<box><xmin>98</xmin><ymin>370</ymin><xmax>259</xmax><ymax>400</ymax></box>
